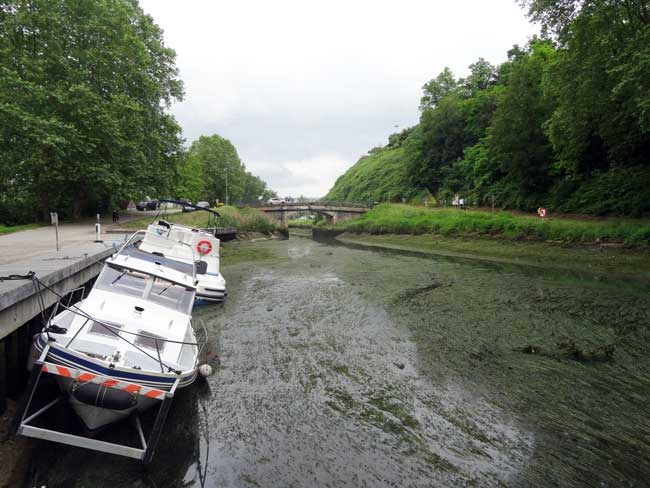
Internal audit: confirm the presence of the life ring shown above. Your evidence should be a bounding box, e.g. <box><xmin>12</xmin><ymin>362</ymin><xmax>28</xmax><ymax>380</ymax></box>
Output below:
<box><xmin>538</xmin><ymin>207</ymin><xmax>547</xmax><ymax>218</ymax></box>
<box><xmin>196</xmin><ymin>240</ymin><xmax>212</xmax><ymax>255</ymax></box>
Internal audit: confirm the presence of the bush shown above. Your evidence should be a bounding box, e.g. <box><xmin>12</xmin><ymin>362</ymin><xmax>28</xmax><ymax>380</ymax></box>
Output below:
<box><xmin>559</xmin><ymin>166</ymin><xmax>650</xmax><ymax>217</ymax></box>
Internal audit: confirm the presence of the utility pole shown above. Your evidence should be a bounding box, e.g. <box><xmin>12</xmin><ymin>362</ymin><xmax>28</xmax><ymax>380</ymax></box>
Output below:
<box><xmin>225</xmin><ymin>166</ymin><xmax>229</xmax><ymax>206</ymax></box>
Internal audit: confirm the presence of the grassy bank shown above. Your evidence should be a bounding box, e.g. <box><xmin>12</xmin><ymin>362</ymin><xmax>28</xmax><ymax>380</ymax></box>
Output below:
<box><xmin>122</xmin><ymin>206</ymin><xmax>276</xmax><ymax>233</ymax></box>
<box><xmin>339</xmin><ymin>204</ymin><xmax>650</xmax><ymax>245</ymax></box>
<box><xmin>288</xmin><ymin>219</ymin><xmax>314</xmax><ymax>229</ymax></box>
<box><xmin>0</xmin><ymin>223</ymin><xmax>42</xmax><ymax>235</ymax></box>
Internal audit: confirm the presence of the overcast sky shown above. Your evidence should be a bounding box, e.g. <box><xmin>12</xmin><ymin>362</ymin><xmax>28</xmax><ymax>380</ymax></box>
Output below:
<box><xmin>139</xmin><ymin>0</ymin><xmax>538</xmax><ymax>198</ymax></box>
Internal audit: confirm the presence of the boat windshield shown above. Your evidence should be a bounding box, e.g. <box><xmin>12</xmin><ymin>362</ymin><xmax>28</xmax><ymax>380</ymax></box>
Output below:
<box><xmin>95</xmin><ymin>264</ymin><xmax>193</xmax><ymax>314</ymax></box>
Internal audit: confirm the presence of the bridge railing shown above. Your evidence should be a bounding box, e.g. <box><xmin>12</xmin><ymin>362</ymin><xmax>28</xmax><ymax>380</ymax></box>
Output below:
<box><xmin>247</xmin><ymin>201</ymin><xmax>372</xmax><ymax>209</ymax></box>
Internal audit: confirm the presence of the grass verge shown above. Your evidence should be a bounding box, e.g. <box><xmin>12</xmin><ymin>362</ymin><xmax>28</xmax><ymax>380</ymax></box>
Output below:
<box><xmin>339</xmin><ymin>204</ymin><xmax>650</xmax><ymax>245</ymax></box>
<box><xmin>0</xmin><ymin>223</ymin><xmax>42</xmax><ymax>235</ymax></box>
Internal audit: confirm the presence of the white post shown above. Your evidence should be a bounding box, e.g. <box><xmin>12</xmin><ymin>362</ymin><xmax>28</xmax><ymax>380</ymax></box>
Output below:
<box><xmin>50</xmin><ymin>212</ymin><xmax>59</xmax><ymax>251</ymax></box>
<box><xmin>94</xmin><ymin>213</ymin><xmax>102</xmax><ymax>242</ymax></box>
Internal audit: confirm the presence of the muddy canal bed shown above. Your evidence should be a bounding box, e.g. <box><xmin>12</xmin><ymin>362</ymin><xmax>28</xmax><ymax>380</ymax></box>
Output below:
<box><xmin>22</xmin><ymin>235</ymin><xmax>650</xmax><ymax>487</ymax></box>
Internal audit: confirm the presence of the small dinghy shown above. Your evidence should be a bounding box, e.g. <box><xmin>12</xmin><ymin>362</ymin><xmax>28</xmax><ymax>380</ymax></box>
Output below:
<box><xmin>16</xmin><ymin>232</ymin><xmax>208</xmax><ymax>462</ymax></box>
<box><xmin>140</xmin><ymin>200</ymin><xmax>227</xmax><ymax>303</ymax></box>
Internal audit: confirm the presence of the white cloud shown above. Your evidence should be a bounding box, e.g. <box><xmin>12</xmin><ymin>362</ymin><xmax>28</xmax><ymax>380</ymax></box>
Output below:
<box><xmin>139</xmin><ymin>0</ymin><xmax>539</xmax><ymax>197</ymax></box>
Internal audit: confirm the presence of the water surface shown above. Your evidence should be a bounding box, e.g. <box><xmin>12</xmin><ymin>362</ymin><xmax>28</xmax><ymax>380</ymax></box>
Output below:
<box><xmin>25</xmin><ymin>235</ymin><xmax>650</xmax><ymax>487</ymax></box>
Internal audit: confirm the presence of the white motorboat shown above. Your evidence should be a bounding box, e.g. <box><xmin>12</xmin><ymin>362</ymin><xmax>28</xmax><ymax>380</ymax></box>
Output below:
<box><xmin>25</xmin><ymin>233</ymin><xmax>205</xmax><ymax>433</ymax></box>
<box><xmin>139</xmin><ymin>200</ymin><xmax>227</xmax><ymax>303</ymax></box>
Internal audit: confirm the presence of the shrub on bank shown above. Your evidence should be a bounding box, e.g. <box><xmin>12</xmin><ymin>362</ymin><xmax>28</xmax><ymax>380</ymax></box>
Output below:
<box><xmin>217</xmin><ymin>206</ymin><xmax>276</xmax><ymax>233</ymax></box>
<box><xmin>288</xmin><ymin>219</ymin><xmax>314</xmax><ymax>229</ymax></box>
<box><xmin>124</xmin><ymin>206</ymin><xmax>276</xmax><ymax>234</ymax></box>
<box><xmin>339</xmin><ymin>204</ymin><xmax>650</xmax><ymax>245</ymax></box>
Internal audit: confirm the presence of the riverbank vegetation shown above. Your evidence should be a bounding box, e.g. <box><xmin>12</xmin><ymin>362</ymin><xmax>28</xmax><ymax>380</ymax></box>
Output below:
<box><xmin>337</xmin><ymin>204</ymin><xmax>650</xmax><ymax>246</ymax></box>
<box><xmin>0</xmin><ymin>223</ymin><xmax>42</xmax><ymax>235</ymax></box>
<box><xmin>327</xmin><ymin>1</ymin><xmax>650</xmax><ymax>217</ymax></box>
<box><xmin>123</xmin><ymin>205</ymin><xmax>276</xmax><ymax>234</ymax></box>
<box><xmin>0</xmin><ymin>1</ymin><xmax>274</xmax><ymax>225</ymax></box>
<box><xmin>288</xmin><ymin>219</ymin><xmax>314</xmax><ymax>229</ymax></box>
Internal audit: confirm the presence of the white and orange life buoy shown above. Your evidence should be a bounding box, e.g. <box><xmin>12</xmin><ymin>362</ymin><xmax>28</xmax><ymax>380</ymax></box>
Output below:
<box><xmin>196</xmin><ymin>240</ymin><xmax>212</xmax><ymax>255</ymax></box>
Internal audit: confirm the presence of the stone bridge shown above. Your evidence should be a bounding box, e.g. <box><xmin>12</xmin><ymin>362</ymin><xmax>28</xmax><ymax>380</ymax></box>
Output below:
<box><xmin>256</xmin><ymin>203</ymin><xmax>369</xmax><ymax>227</ymax></box>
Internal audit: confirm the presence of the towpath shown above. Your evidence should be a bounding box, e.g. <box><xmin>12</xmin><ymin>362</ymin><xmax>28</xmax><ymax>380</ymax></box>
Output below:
<box><xmin>0</xmin><ymin>209</ymin><xmax>174</xmax><ymax>266</ymax></box>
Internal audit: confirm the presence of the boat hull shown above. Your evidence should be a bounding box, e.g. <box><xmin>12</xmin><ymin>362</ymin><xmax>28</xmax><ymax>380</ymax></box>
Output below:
<box><xmin>31</xmin><ymin>334</ymin><xmax>197</xmax><ymax>430</ymax></box>
<box><xmin>196</xmin><ymin>273</ymin><xmax>227</xmax><ymax>302</ymax></box>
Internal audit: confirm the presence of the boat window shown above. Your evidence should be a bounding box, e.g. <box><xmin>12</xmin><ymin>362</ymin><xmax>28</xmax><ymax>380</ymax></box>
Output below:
<box><xmin>148</xmin><ymin>276</ymin><xmax>193</xmax><ymax>313</ymax></box>
<box><xmin>95</xmin><ymin>265</ymin><xmax>147</xmax><ymax>299</ymax></box>
<box><xmin>95</xmin><ymin>264</ymin><xmax>193</xmax><ymax>313</ymax></box>
<box><xmin>88</xmin><ymin>320</ymin><xmax>123</xmax><ymax>338</ymax></box>
<box><xmin>135</xmin><ymin>331</ymin><xmax>166</xmax><ymax>353</ymax></box>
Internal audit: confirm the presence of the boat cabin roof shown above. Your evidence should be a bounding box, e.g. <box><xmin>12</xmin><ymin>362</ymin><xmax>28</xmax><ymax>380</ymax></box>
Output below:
<box><xmin>108</xmin><ymin>245</ymin><xmax>196</xmax><ymax>289</ymax></box>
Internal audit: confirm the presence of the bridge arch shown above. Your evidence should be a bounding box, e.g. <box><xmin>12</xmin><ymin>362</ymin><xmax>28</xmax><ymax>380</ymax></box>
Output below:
<box><xmin>256</xmin><ymin>203</ymin><xmax>368</xmax><ymax>227</ymax></box>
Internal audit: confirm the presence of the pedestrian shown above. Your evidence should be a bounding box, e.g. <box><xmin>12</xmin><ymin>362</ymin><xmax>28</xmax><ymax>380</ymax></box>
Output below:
<box><xmin>112</xmin><ymin>210</ymin><xmax>118</xmax><ymax>223</ymax></box>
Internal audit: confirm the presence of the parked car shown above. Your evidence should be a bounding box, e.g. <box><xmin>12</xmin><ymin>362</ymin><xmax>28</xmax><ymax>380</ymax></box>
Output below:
<box><xmin>196</xmin><ymin>201</ymin><xmax>210</xmax><ymax>209</ymax></box>
<box><xmin>267</xmin><ymin>197</ymin><xmax>286</xmax><ymax>205</ymax></box>
<box><xmin>285</xmin><ymin>196</ymin><xmax>294</xmax><ymax>204</ymax></box>
<box><xmin>181</xmin><ymin>199</ymin><xmax>195</xmax><ymax>212</ymax></box>
<box><xmin>136</xmin><ymin>199</ymin><xmax>159</xmax><ymax>211</ymax></box>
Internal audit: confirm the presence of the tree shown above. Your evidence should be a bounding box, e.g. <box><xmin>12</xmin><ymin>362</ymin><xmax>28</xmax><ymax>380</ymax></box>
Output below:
<box><xmin>463</xmin><ymin>58</ymin><xmax>498</xmax><ymax>94</ymax></box>
<box><xmin>411</xmin><ymin>95</ymin><xmax>467</xmax><ymax>194</ymax></box>
<box><xmin>489</xmin><ymin>41</ymin><xmax>556</xmax><ymax>206</ymax></box>
<box><xmin>240</xmin><ymin>172</ymin><xmax>275</xmax><ymax>204</ymax></box>
<box><xmin>175</xmin><ymin>151</ymin><xmax>204</xmax><ymax>202</ymax></box>
<box><xmin>0</xmin><ymin>0</ymin><xmax>184</xmax><ymax>221</ymax></box>
<box><xmin>184</xmin><ymin>134</ymin><xmax>274</xmax><ymax>205</ymax></box>
<box><xmin>186</xmin><ymin>135</ymin><xmax>243</xmax><ymax>205</ymax></box>
<box><xmin>531</xmin><ymin>1</ymin><xmax>650</xmax><ymax>175</ymax></box>
<box><xmin>419</xmin><ymin>67</ymin><xmax>457</xmax><ymax>110</ymax></box>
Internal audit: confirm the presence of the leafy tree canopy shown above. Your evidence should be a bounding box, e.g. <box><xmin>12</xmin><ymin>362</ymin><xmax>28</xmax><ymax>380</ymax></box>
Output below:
<box><xmin>0</xmin><ymin>0</ymin><xmax>184</xmax><ymax>220</ymax></box>
<box><xmin>179</xmin><ymin>135</ymin><xmax>274</xmax><ymax>205</ymax></box>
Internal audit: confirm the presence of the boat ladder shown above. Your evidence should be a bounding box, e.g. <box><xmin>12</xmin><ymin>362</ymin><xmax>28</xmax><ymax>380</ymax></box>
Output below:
<box><xmin>13</xmin><ymin>343</ymin><xmax>180</xmax><ymax>463</ymax></box>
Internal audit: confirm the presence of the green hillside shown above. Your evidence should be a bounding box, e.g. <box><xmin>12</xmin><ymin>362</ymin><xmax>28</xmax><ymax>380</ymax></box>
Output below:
<box><xmin>325</xmin><ymin>2</ymin><xmax>650</xmax><ymax>217</ymax></box>
<box><xmin>325</xmin><ymin>146</ymin><xmax>427</xmax><ymax>204</ymax></box>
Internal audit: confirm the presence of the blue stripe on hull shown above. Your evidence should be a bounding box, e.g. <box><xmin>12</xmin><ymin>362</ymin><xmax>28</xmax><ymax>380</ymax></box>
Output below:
<box><xmin>35</xmin><ymin>335</ymin><xmax>196</xmax><ymax>389</ymax></box>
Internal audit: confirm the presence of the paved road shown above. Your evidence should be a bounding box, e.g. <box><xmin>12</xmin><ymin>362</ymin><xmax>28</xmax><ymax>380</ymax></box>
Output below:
<box><xmin>0</xmin><ymin>209</ymin><xmax>174</xmax><ymax>266</ymax></box>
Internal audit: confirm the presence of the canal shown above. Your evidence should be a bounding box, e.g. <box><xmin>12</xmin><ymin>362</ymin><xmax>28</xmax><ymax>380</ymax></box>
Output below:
<box><xmin>23</xmin><ymin>233</ymin><xmax>650</xmax><ymax>487</ymax></box>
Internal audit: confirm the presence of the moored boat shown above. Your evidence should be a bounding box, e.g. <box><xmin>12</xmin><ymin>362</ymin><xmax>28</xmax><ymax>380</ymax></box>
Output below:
<box><xmin>140</xmin><ymin>200</ymin><xmax>227</xmax><ymax>303</ymax></box>
<box><xmin>22</xmin><ymin>232</ymin><xmax>206</xmax><ymax>435</ymax></box>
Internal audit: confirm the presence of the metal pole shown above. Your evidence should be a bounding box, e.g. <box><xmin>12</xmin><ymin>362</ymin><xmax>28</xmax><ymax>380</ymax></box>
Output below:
<box><xmin>94</xmin><ymin>213</ymin><xmax>102</xmax><ymax>243</ymax></box>
<box><xmin>51</xmin><ymin>212</ymin><xmax>60</xmax><ymax>251</ymax></box>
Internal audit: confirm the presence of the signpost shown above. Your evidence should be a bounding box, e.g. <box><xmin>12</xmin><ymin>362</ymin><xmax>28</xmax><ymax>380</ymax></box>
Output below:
<box><xmin>50</xmin><ymin>212</ymin><xmax>59</xmax><ymax>251</ymax></box>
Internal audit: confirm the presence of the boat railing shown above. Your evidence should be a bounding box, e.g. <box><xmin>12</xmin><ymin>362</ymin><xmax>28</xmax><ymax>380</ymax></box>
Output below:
<box><xmin>46</xmin><ymin>285</ymin><xmax>86</xmax><ymax>326</ymax></box>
